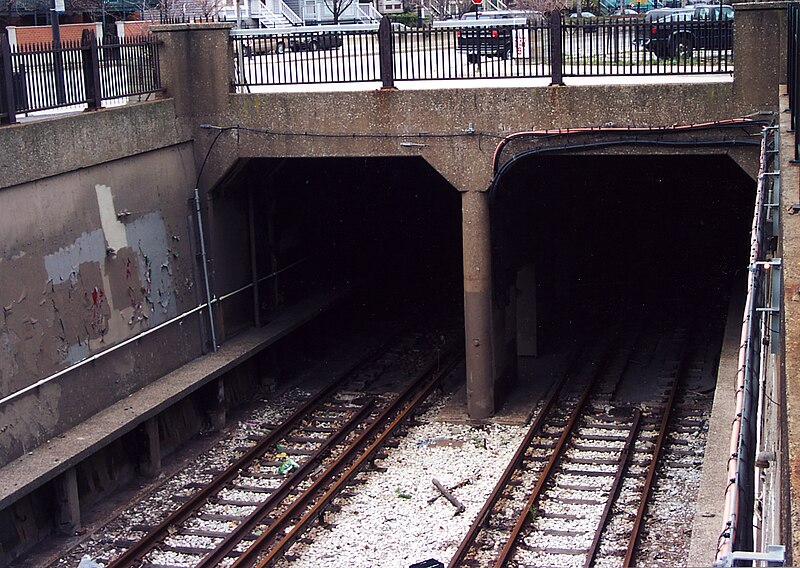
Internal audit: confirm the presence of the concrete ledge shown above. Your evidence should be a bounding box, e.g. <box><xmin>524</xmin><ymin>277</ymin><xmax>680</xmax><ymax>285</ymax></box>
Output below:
<box><xmin>687</xmin><ymin>284</ymin><xmax>744</xmax><ymax>566</ymax></box>
<box><xmin>0</xmin><ymin>286</ymin><xmax>348</xmax><ymax>512</ymax></box>
<box><xmin>0</xmin><ymin>99</ymin><xmax>188</xmax><ymax>190</ymax></box>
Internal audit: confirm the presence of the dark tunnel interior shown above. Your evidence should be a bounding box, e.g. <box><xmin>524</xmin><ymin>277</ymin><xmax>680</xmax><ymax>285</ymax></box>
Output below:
<box><xmin>218</xmin><ymin>156</ymin><xmax>465</xmax><ymax>328</ymax></box>
<box><xmin>494</xmin><ymin>153</ymin><xmax>756</xmax><ymax>352</ymax></box>
<box><xmin>217</xmin><ymin>153</ymin><xmax>755</xmax><ymax>354</ymax></box>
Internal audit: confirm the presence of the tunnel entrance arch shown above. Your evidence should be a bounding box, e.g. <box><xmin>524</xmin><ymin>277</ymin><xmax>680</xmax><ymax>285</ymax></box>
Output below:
<box><xmin>205</xmin><ymin>155</ymin><xmax>465</xmax><ymax>343</ymax></box>
<box><xmin>485</xmin><ymin>124</ymin><xmax>764</xmax><ymax>402</ymax></box>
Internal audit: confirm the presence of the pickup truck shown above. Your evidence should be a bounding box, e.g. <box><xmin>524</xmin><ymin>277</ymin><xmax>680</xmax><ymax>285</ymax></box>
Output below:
<box><xmin>642</xmin><ymin>4</ymin><xmax>733</xmax><ymax>58</ymax></box>
<box><xmin>455</xmin><ymin>13</ymin><xmax>537</xmax><ymax>62</ymax></box>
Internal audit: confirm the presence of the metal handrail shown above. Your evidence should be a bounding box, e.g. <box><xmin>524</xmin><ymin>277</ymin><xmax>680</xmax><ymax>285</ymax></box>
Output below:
<box><xmin>715</xmin><ymin>124</ymin><xmax>783</xmax><ymax>567</ymax></box>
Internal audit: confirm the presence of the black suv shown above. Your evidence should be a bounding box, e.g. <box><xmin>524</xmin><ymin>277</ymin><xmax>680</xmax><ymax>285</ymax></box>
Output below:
<box><xmin>642</xmin><ymin>4</ymin><xmax>733</xmax><ymax>58</ymax></box>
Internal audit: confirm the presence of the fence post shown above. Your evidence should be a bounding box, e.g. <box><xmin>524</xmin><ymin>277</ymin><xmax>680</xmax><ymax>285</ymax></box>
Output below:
<box><xmin>0</xmin><ymin>33</ymin><xmax>16</xmax><ymax>124</ymax></box>
<box><xmin>378</xmin><ymin>16</ymin><xmax>395</xmax><ymax>90</ymax></box>
<box><xmin>81</xmin><ymin>30</ymin><xmax>102</xmax><ymax>110</ymax></box>
<box><xmin>549</xmin><ymin>10</ymin><xmax>564</xmax><ymax>86</ymax></box>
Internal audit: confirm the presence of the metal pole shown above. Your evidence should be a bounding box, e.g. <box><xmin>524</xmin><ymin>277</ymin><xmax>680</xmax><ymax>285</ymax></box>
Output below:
<box><xmin>51</xmin><ymin>3</ymin><xmax>66</xmax><ymax>104</ymax></box>
<box><xmin>0</xmin><ymin>33</ymin><xmax>17</xmax><ymax>124</ymax></box>
<box><xmin>194</xmin><ymin>187</ymin><xmax>218</xmax><ymax>352</ymax></box>
<box><xmin>550</xmin><ymin>10</ymin><xmax>564</xmax><ymax>86</ymax></box>
<box><xmin>378</xmin><ymin>16</ymin><xmax>394</xmax><ymax>89</ymax></box>
<box><xmin>248</xmin><ymin>187</ymin><xmax>262</xmax><ymax>328</ymax></box>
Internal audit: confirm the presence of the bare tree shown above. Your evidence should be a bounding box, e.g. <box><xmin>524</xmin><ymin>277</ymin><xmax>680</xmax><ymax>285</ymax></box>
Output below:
<box><xmin>514</xmin><ymin>0</ymin><xmax>568</xmax><ymax>14</ymax></box>
<box><xmin>322</xmin><ymin>0</ymin><xmax>354</xmax><ymax>23</ymax></box>
<box><xmin>196</xmin><ymin>0</ymin><xmax>223</xmax><ymax>18</ymax></box>
<box><xmin>422</xmin><ymin>0</ymin><xmax>473</xmax><ymax>19</ymax></box>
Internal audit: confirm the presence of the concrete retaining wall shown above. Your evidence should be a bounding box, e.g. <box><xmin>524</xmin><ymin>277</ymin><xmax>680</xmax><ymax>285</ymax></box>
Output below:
<box><xmin>0</xmin><ymin>104</ymin><xmax>202</xmax><ymax>467</ymax></box>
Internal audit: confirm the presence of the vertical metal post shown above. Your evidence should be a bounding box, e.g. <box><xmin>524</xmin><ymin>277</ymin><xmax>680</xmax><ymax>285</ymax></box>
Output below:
<box><xmin>194</xmin><ymin>187</ymin><xmax>218</xmax><ymax>352</ymax></box>
<box><xmin>51</xmin><ymin>7</ymin><xmax>66</xmax><ymax>104</ymax></box>
<box><xmin>549</xmin><ymin>10</ymin><xmax>564</xmax><ymax>86</ymax></box>
<box><xmin>81</xmin><ymin>30</ymin><xmax>102</xmax><ymax>110</ymax></box>
<box><xmin>248</xmin><ymin>187</ymin><xmax>261</xmax><ymax>327</ymax></box>
<box><xmin>378</xmin><ymin>16</ymin><xmax>394</xmax><ymax>89</ymax></box>
<box><xmin>0</xmin><ymin>33</ymin><xmax>16</xmax><ymax>124</ymax></box>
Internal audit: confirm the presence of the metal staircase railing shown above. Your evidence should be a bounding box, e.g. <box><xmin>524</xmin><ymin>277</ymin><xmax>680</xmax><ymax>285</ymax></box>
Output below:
<box><xmin>258</xmin><ymin>0</ymin><xmax>303</xmax><ymax>27</ymax></box>
<box><xmin>356</xmin><ymin>3</ymin><xmax>382</xmax><ymax>22</ymax></box>
<box><xmin>482</xmin><ymin>0</ymin><xmax>509</xmax><ymax>12</ymax></box>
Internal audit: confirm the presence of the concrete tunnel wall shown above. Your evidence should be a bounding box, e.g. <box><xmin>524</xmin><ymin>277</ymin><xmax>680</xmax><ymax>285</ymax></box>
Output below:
<box><xmin>161</xmin><ymin>3</ymin><xmax>785</xmax><ymax>417</ymax></box>
<box><xmin>0</xmin><ymin>118</ymin><xmax>204</xmax><ymax>467</ymax></box>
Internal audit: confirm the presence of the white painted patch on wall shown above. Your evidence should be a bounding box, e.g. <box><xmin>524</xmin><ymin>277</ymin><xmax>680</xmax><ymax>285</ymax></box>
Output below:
<box><xmin>95</xmin><ymin>184</ymin><xmax>129</xmax><ymax>252</ymax></box>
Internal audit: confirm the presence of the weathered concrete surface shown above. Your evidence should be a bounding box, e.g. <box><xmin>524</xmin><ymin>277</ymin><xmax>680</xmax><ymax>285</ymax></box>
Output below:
<box><xmin>0</xmin><ymin>100</ymin><xmax>187</xmax><ymax>190</ymax></box>
<box><xmin>780</xmin><ymin>89</ymin><xmax>800</xmax><ymax>565</ymax></box>
<box><xmin>225</xmin><ymin>82</ymin><xmax>746</xmax><ymax>193</ymax></box>
<box><xmin>0</xmin><ymin>141</ymin><xmax>201</xmax><ymax>466</ymax></box>
<box><xmin>0</xmin><ymin>288</ymin><xmax>346</xmax><ymax>512</ymax></box>
<box><xmin>688</xmin><ymin>285</ymin><xmax>743</xmax><ymax>566</ymax></box>
<box><xmin>462</xmin><ymin>190</ymin><xmax>494</xmax><ymax>419</ymax></box>
<box><xmin>734</xmin><ymin>2</ymin><xmax>788</xmax><ymax>111</ymax></box>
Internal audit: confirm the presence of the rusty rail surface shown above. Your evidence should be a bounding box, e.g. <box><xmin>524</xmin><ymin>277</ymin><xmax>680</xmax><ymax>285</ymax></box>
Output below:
<box><xmin>623</xmin><ymin>336</ymin><xmax>691</xmax><ymax>567</ymax></box>
<box><xmin>106</xmin><ymin>335</ymin><xmax>410</xmax><ymax>568</ymax></box>
<box><xmin>584</xmin><ymin>408</ymin><xmax>642</xmax><ymax>568</ymax></box>
<box><xmin>493</xmin><ymin>333</ymin><xmax>624</xmax><ymax>567</ymax></box>
<box><xmin>446</xmin><ymin>343</ymin><xmax>589</xmax><ymax>568</ymax></box>
<box><xmin>231</xmin><ymin>350</ymin><xmax>464</xmax><ymax>567</ymax></box>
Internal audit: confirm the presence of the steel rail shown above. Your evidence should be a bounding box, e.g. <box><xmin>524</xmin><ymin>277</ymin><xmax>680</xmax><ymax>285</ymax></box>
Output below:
<box><xmin>583</xmin><ymin>408</ymin><xmax>642</xmax><ymax>568</ymax></box>
<box><xmin>106</xmin><ymin>336</ymin><xmax>404</xmax><ymax>568</ymax></box>
<box><xmin>446</xmin><ymin>343</ymin><xmax>589</xmax><ymax>568</ymax></box>
<box><xmin>622</xmin><ymin>335</ymin><xmax>691</xmax><ymax>567</ymax></box>
<box><xmin>492</xmin><ymin>337</ymin><xmax>622</xmax><ymax>567</ymax></box>
<box><xmin>195</xmin><ymin>401</ymin><xmax>376</xmax><ymax>566</ymax></box>
<box><xmin>231</xmin><ymin>350</ymin><xmax>464</xmax><ymax>567</ymax></box>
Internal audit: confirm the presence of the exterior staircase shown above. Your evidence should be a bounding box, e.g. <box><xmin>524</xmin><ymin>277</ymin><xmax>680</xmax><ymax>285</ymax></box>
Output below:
<box><xmin>356</xmin><ymin>3</ymin><xmax>382</xmax><ymax>22</ymax></box>
<box><xmin>256</xmin><ymin>0</ymin><xmax>303</xmax><ymax>27</ymax></box>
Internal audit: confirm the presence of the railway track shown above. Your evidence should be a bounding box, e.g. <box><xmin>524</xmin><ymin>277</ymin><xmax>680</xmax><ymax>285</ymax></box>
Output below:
<box><xmin>47</xmin><ymin>310</ymin><xmax>719</xmax><ymax>568</ymax></box>
<box><xmin>105</xmin><ymin>328</ymin><xmax>462</xmax><ymax>568</ymax></box>
<box><xmin>449</xmin><ymin>318</ymin><xmax>709</xmax><ymax>568</ymax></box>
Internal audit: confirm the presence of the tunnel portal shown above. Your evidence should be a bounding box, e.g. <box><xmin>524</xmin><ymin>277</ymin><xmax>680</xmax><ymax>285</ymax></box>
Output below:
<box><xmin>492</xmin><ymin>153</ymin><xmax>756</xmax><ymax>373</ymax></box>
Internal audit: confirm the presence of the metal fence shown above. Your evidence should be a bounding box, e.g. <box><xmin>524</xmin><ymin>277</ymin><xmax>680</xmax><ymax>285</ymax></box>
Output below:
<box><xmin>232</xmin><ymin>12</ymin><xmax>734</xmax><ymax>88</ymax></box>
<box><xmin>715</xmin><ymin>124</ymin><xmax>784</xmax><ymax>567</ymax></box>
<box><xmin>0</xmin><ymin>30</ymin><xmax>161</xmax><ymax>124</ymax></box>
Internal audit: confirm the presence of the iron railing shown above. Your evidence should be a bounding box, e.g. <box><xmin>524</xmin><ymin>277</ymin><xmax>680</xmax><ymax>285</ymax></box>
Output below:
<box><xmin>715</xmin><ymin>124</ymin><xmax>784</xmax><ymax>567</ymax></box>
<box><xmin>232</xmin><ymin>12</ymin><xmax>734</xmax><ymax>88</ymax></box>
<box><xmin>0</xmin><ymin>30</ymin><xmax>161</xmax><ymax>124</ymax></box>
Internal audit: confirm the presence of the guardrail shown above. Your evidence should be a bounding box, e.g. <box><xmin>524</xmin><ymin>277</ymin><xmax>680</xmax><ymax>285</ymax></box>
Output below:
<box><xmin>232</xmin><ymin>11</ymin><xmax>734</xmax><ymax>88</ymax></box>
<box><xmin>715</xmin><ymin>124</ymin><xmax>784</xmax><ymax>567</ymax></box>
<box><xmin>0</xmin><ymin>30</ymin><xmax>161</xmax><ymax>124</ymax></box>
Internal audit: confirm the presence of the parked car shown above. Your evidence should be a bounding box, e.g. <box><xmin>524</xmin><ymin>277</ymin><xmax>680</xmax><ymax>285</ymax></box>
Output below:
<box><xmin>460</xmin><ymin>9</ymin><xmax>543</xmax><ymax>23</ymax></box>
<box><xmin>238</xmin><ymin>29</ymin><xmax>344</xmax><ymax>56</ymax></box>
<box><xmin>641</xmin><ymin>4</ymin><xmax>733</xmax><ymax>58</ymax></box>
<box><xmin>237</xmin><ymin>35</ymin><xmax>280</xmax><ymax>57</ymax></box>
<box><xmin>456</xmin><ymin>11</ymin><xmax>540</xmax><ymax>62</ymax></box>
<box><xmin>569</xmin><ymin>11</ymin><xmax>599</xmax><ymax>32</ymax></box>
<box><xmin>278</xmin><ymin>30</ymin><xmax>343</xmax><ymax>53</ymax></box>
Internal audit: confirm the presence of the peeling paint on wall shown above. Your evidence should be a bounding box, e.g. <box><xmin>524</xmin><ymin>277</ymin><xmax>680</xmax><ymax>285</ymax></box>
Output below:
<box><xmin>43</xmin><ymin>230</ymin><xmax>106</xmax><ymax>286</ymax></box>
<box><xmin>32</xmin><ymin>190</ymin><xmax>180</xmax><ymax>364</ymax></box>
<box><xmin>0</xmin><ymin>141</ymin><xmax>199</xmax><ymax>467</ymax></box>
